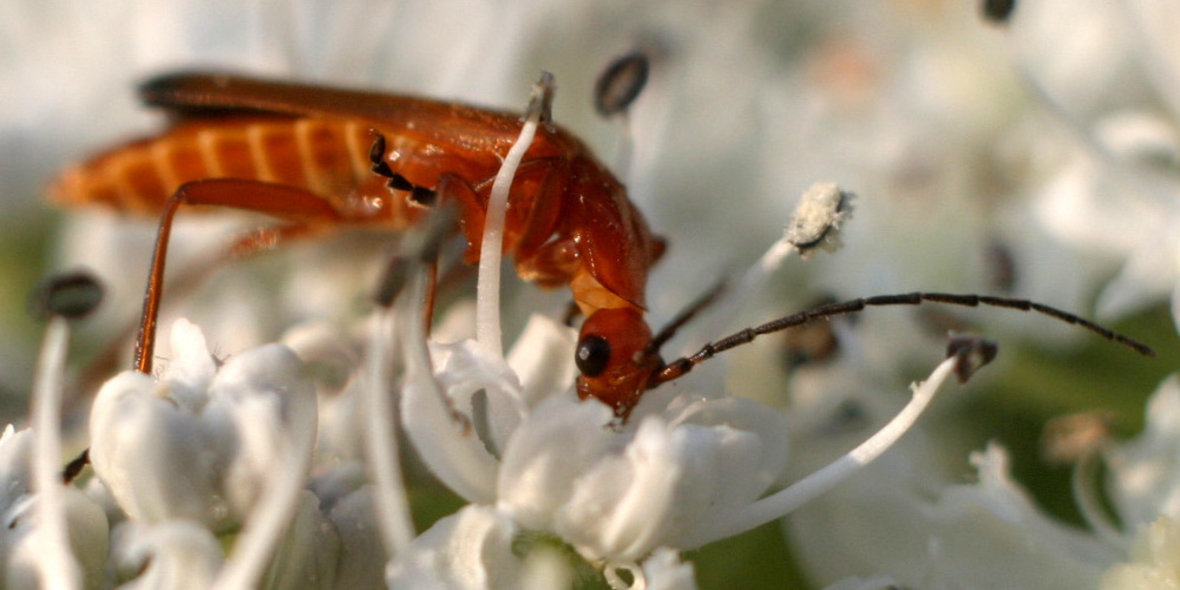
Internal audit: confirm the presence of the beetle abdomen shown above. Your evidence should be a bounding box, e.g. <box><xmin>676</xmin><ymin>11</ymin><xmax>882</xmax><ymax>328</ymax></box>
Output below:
<box><xmin>52</xmin><ymin>117</ymin><xmax>379</xmax><ymax>215</ymax></box>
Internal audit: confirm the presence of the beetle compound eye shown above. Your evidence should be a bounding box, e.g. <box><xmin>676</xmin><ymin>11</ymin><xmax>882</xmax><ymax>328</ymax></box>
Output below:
<box><xmin>576</xmin><ymin>335</ymin><xmax>612</xmax><ymax>377</ymax></box>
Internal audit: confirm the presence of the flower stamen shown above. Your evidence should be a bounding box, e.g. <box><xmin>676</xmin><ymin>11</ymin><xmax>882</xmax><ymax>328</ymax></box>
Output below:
<box><xmin>476</xmin><ymin>72</ymin><xmax>554</xmax><ymax>357</ymax></box>
<box><xmin>687</xmin><ymin>182</ymin><xmax>853</xmax><ymax>351</ymax></box>
<box><xmin>31</xmin><ymin>316</ymin><xmax>81</xmax><ymax>590</ymax></box>
<box><xmin>364</xmin><ymin>304</ymin><xmax>416</xmax><ymax>554</ymax></box>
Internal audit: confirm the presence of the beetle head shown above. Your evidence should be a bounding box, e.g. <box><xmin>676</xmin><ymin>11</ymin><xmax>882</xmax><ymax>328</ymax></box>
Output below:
<box><xmin>574</xmin><ymin>307</ymin><xmax>661</xmax><ymax>417</ymax></box>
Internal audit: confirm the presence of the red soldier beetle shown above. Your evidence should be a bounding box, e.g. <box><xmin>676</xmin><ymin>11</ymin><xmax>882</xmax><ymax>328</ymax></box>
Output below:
<box><xmin>52</xmin><ymin>72</ymin><xmax>1153</xmax><ymax>424</ymax></box>
<box><xmin>50</xmin><ymin>71</ymin><xmax>668</xmax><ymax>410</ymax></box>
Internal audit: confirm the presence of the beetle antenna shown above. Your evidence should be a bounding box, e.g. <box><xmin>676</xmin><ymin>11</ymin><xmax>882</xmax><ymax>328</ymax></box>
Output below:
<box><xmin>641</xmin><ymin>279</ymin><xmax>727</xmax><ymax>360</ymax></box>
<box><xmin>650</xmin><ymin>292</ymin><xmax>1155</xmax><ymax>386</ymax></box>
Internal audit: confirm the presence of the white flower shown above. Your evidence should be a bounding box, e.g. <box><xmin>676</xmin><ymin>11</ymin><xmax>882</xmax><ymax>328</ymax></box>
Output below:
<box><xmin>395</xmin><ymin>306</ymin><xmax>969</xmax><ymax>588</ymax></box>
<box><xmin>796</xmin><ymin>441</ymin><xmax>1118</xmax><ymax>589</ymax></box>
<box><xmin>494</xmin><ymin>390</ymin><xmax>788</xmax><ymax>561</ymax></box>
<box><xmin>89</xmin><ymin>318</ymin><xmax>316</xmax><ymax>527</ymax></box>
<box><xmin>1104</xmin><ymin>376</ymin><xmax>1180</xmax><ymax>529</ymax></box>
<box><xmin>89</xmin><ymin>318</ymin><xmax>329</xmax><ymax>589</ymax></box>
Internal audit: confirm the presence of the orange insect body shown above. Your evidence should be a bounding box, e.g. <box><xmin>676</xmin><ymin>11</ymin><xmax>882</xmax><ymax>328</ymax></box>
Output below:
<box><xmin>54</xmin><ymin>117</ymin><xmax>395</xmax><ymax>218</ymax></box>
<box><xmin>53</xmin><ymin>72</ymin><xmax>666</xmax><ymax>415</ymax></box>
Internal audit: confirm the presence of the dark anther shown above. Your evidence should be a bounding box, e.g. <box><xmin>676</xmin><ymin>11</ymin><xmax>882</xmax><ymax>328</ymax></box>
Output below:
<box><xmin>986</xmin><ymin>240</ymin><xmax>1017</xmax><ymax>293</ymax></box>
<box><xmin>576</xmin><ymin>335</ymin><xmax>612</xmax><ymax>377</ymax></box>
<box><xmin>30</xmin><ymin>270</ymin><xmax>104</xmax><ymax>321</ymax></box>
<box><xmin>594</xmin><ymin>52</ymin><xmax>650</xmax><ymax>117</ymax></box>
<box><xmin>62</xmin><ymin>448</ymin><xmax>90</xmax><ymax>484</ymax></box>
<box><xmin>982</xmin><ymin>0</ymin><xmax>1016</xmax><ymax>23</ymax></box>
<box><xmin>946</xmin><ymin>336</ymin><xmax>998</xmax><ymax>384</ymax></box>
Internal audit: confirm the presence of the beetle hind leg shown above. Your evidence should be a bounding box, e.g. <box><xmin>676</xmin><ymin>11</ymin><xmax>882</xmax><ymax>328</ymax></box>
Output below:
<box><xmin>135</xmin><ymin>178</ymin><xmax>346</xmax><ymax>374</ymax></box>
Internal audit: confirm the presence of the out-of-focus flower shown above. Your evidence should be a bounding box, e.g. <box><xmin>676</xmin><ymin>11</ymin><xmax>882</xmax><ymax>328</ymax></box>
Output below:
<box><xmin>0</xmin><ymin>425</ymin><xmax>109</xmax><ymax>590</ymax></box>
<box><xmin>994</xmin><ymin>0</ymin><xmax>1180</xmax><ymax>330</ymax></box>
<box><xmin>787</xmin><ymin>372</ymin><xmax>1180</xmax><ymax>590</ymax></box>
<box><xmin>385</xmin><ymin>505</ymin><xmax>523</xmax><ymax>589</ymax></box>
<box><xmin>1101</xmin><ymin>516</ymin><xmax>1180</xmax><ymax>589</ymax></box>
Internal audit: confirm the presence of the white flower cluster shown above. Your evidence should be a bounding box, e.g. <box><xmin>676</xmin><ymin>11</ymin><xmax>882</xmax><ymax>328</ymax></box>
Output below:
<box><xmin>5</xmin><ymin>0</ymin><xmax>1180</xmax><ymax>588</ymax></box>
<box><xmin>4</xmin><ymin>73</ymin><xmax>985</xmax><ymax>589</ymax></box>
<box><xmin>9</xmin><ymin>258</ymin><xmax>969</xmax><ymax>590</ymax></box>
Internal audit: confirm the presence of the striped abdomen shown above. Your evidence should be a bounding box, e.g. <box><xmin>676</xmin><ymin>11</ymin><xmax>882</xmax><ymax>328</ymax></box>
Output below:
<box><xmin>51</xmin><ymin>116</ymin><xmax>390</xmax><ymax>218</ymax></box>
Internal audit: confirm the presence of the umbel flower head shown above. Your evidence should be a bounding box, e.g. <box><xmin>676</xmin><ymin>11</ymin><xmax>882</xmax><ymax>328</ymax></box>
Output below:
<box><xmin>7</xmin><ymin>2</ymin><xmax>1170</xmax><ymax>588</ymax></box>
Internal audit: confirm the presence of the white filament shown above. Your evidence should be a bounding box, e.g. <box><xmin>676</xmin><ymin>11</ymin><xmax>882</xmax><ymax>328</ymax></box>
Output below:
<box><xmin>476</xmin><ymin>74</ymin><xmax>551</xmax><ymax>357</ymax></box>
<box><xmin>681</xmin><ymin>356</ymin><xmax>957</xmax><ymax>547</ymax></box>
<box><xmin>210</xmin><ymin>380</ymin><xmax>316</xmax><ymax>590</ymax></box>
<box><xmin>31</xmin><ymin>316</ymin><xmax>81</xmax><ymax>590</ymax></box>
<box><xmin>364</xmin><ymin>307</ymin><xmax>416</xmax><ymax>554</ymax></box>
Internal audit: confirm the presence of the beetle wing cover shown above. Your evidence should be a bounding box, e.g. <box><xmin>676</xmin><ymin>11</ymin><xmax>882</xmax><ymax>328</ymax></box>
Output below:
<box><xmin>140</xmin><ymin>72</ymin><xmax>524</xmax><ymax>148</ymax></box>
<box><xmin>570</xmin><ymin>171</ymin><xmax>657</xmax><ymax>310</ymax></box>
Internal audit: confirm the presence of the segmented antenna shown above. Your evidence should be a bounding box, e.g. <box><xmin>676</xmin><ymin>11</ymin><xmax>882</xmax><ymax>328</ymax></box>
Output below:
<box><xmin>641</xmin><ymin>280</ymin><xmax>727</xmax><ymax>359</ymax></box>
<box><xmin>650</xmin><ymin>292</ymin><xmax>1154</xmax><ymax>386</ymax></box>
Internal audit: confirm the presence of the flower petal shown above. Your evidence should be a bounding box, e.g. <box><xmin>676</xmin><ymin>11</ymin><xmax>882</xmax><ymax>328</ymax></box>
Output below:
<box><xmin>208</xmin><ymin>343</ymin><xmax>317</xmax><ymax>517</ymax></box>
<box><xmin>1105</xmin><ymin>375</ymin><xmax>1180</xmax><ymax>529</ymax></box>
<box><xmin>504</xmin><ymin>314</ymin><xmax>578</xmax><ymax>408</ymax></box>
<box><xmin>89</xmin><ymin>370</ymin><xmax>232</xmax><ymax>526</ymax></box>
<box><xmin>496</xmin><ymin>396</ymin><xmax>615</xmax><ymax>533</ymax></box>
<box><xmin>642</xmin><ymin>548</ymin><xmax>699</xmax><ymax>590</ymax></box>
<box><xmin>111</xmin><ymin>520</ymin><xmax>223</xmax><ymax>590</ymax></box>
<box><xmin>430</xmin><ymin>339</ymin><xmax>528</xmax><ymax>454</ymax></box>
<box><xmin>385</xmin><ymin>505</ymin><xmax>522</xmax><ymax>590</ymax></box>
